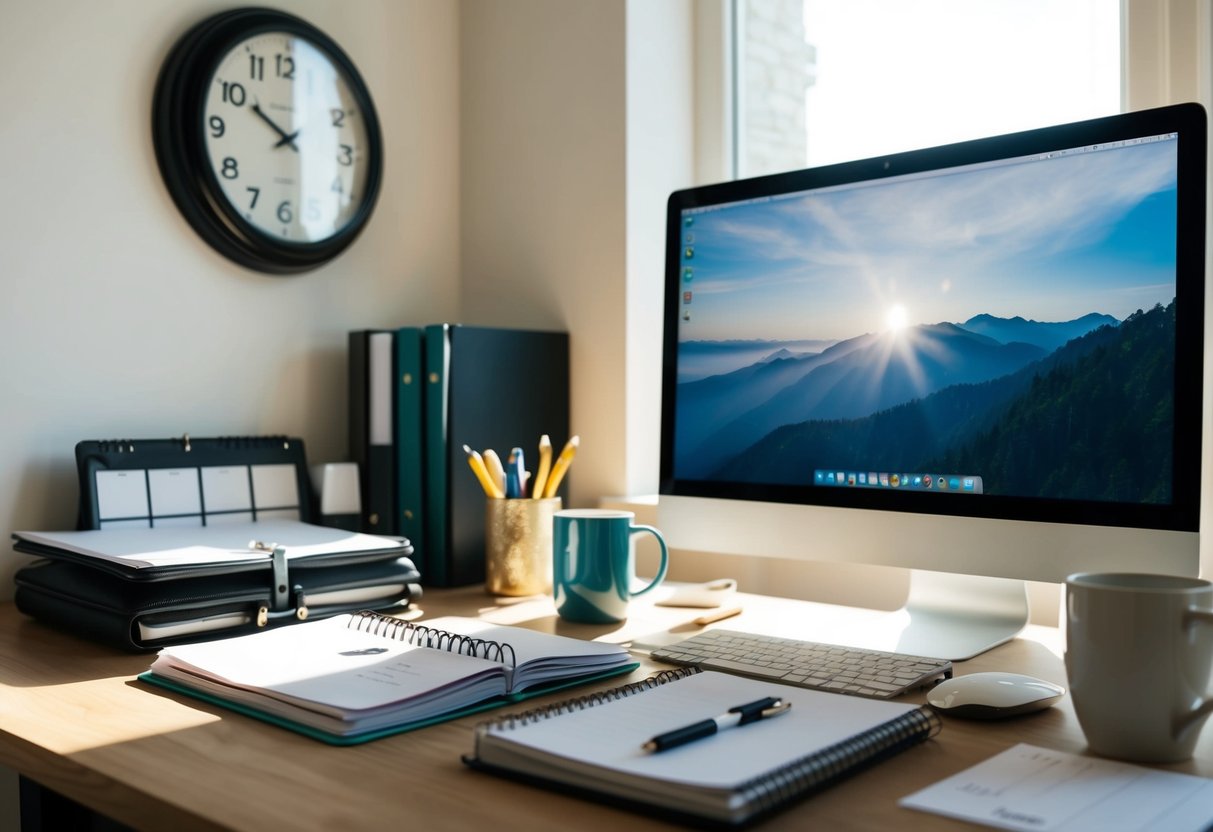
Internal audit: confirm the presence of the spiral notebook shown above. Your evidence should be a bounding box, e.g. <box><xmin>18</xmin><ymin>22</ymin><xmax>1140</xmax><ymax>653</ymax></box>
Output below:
<box><xmin>465</xmin><ymin>668</ymin><xmax>942</xmax><ymax>827</ymax></box>
<box><xmin>140</xmin><ymin>611</ymin><xmax>638</xmax><ymax>744</ymax></box>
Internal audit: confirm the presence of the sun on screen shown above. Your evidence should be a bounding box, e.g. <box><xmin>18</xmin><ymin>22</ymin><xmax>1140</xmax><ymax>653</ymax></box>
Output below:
<box><xmin>885</xmin><ymin>304</ymin><xmax>909</xmax><ymax>333</ymax></box>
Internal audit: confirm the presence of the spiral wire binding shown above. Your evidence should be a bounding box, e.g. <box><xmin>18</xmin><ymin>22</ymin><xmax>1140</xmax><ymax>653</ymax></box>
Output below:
<box><xmin>733</xmin><ymin>705</ymin><xmax>941</xmax><ymax>816</ymax></box>
<box><xmin>347</xmin><ymin>610</ymin><xmax>516</xmax><ymax>668</ymax></box>
<box><xmin>476</xmin><ymin>667</ymin><xmax>701</xmax><ymax>732</ymax></box>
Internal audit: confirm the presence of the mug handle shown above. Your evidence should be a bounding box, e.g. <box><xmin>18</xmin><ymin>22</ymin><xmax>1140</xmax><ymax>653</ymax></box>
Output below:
<box><xmin>1177</xmin><ymin>607</ymin><xmax>1213</xmax><ymax>735</ymax></box>
<box><xmin>627</xmin><ymin>525</ymin><xmax>669</xmax><ymax>598</ymax></box>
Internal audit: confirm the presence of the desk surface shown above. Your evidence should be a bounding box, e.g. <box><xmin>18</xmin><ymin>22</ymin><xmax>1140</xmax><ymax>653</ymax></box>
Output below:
<box><xmin>1</xmin><ymin>587</ymin><xmax>1210</xmax><ymax>832</ymax></box>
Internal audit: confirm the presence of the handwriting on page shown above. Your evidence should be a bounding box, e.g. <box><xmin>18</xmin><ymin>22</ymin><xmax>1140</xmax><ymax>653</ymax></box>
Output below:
<box><xmin>901</xmin><ymin>743</ymin><xmax>1213</xmax><ymax>832</ymax></box>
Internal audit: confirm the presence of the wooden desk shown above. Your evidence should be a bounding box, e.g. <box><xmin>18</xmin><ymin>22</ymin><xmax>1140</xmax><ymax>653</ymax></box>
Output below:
<box><xmin>2</xmin><ymin>588</ymin><xmax>1210</xmax><ymax>831</ymax></box>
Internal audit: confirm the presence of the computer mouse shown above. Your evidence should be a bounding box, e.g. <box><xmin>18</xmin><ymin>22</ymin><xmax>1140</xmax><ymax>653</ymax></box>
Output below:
<box><xmin>926</xmin><ymin>672</ymin><xmax>1065</xmax><ymax>719</ymax></box>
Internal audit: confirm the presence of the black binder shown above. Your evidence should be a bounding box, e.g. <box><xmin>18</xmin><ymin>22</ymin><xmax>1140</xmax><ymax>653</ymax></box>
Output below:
<box><xmin>12</xmin><ymin>435</ymin><xmax>421</xmax><ymax>650</ymax></box>
<box><xmin>349</xmin><ymin>330</ymin><xmax>398</xmax><ymax>536</ymax></box>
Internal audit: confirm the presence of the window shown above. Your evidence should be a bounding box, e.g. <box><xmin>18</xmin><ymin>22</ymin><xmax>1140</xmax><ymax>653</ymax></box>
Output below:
<box><xmin>736</xmin><ymin>0</ymin><xmax>1122</xmax><ymax>177</ymax></box>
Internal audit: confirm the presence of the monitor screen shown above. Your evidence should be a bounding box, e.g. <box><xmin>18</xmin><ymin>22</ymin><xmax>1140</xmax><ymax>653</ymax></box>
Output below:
<box><xmin>661</xmin><ymin>104</ymin><xmax>1205</xmax><ymax>542</ymax></box>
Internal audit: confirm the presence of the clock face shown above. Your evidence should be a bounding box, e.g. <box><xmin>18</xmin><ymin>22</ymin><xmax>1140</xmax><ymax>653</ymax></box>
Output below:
<box><xmin>203</xmin><ymin>33</ymin><xmax>372</xmax><ymax>244</ymax></box>
<box><xmin>152</xmin><ymin>8</ymin><xmax>383</xmax><ymax>274</ymax></box>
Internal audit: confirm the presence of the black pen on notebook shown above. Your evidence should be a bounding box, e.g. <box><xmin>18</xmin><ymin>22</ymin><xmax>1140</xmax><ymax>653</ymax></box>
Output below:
<box><xmin>641</xmin><ymin>696</ymin><xmax>791</xmax><ymax>753</ymax></box>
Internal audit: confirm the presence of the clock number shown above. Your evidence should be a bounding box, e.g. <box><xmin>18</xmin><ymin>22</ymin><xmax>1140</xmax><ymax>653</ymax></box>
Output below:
<box><xmin>306</xmin><ymin>198</ymin><xmax>322</xmax><ymax>221</ymax></box>
<box><xmin>246</xmin><ymin>187</ymin><xmax>260</xmax><ymax>209</ymax></box>
<box><xmin>331</xmin><ymin>109</ymin><xmax>346</xmax><ymax>128</ymax></box>
<box><xmin>221</xmin><ymin>157</ymin><xmax>239</xmax><ymax>179</ymax></box>
<box><xmin>338</xmin><ymin>145</ymin><xmax>353</xmax><ymax>166</ymax></box>
<box><xmin>249</xmin><ymin>55</ymin><xmax>264</xmax><ymax>81</ymax></box>
<box><xmin>276</xmin><ymin>54</ymin><xmax>295</xmax><ymax>79</ymax></box>
<box><xmin>221</xmin><ymin>81</ymin><xmax>246</xmax><ymax>107</ymax></box>
<box><xmin>277</xmin><ymin>201</ymin><xmax>293</xmax><ymax>224</ymax></box>
<box><xmin>209</xmin><ymin>116</ymin><xmax>225</xmax><ymax>138</ymax></box>
<box><xmin>331</xmin><ymin>176</ymin><xmax>344</xmax><ymax>195</ymax></box>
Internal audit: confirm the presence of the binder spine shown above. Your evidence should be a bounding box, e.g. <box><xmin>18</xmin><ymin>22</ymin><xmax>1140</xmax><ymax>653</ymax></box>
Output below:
<box><xmin>477</xmin><ymin>667</ymin><xmax>701</xmax><ymax>731</ymax></box>
<box><xmin>347</xmin><ymin>610</ymin><xmax>516</xmax><ymax>666</ymax></box>
<box><xmin>735</xmin><ymin>705</ymin><xmax>942</xmax><ymax>817</ymax></box>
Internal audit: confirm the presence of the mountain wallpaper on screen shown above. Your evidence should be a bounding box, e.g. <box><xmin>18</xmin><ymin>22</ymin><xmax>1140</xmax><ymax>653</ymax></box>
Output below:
<box><xmin>678</xmin><ymin>302</ymin><xmax>1175</xmax><ymax>504</ymax></box>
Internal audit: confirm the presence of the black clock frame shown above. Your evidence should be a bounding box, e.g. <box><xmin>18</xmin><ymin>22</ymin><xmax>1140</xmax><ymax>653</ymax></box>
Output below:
<box><xmin>152</xmin><ymin>7</ymin><xmax>384</xmax><ymax>275</ymax></box>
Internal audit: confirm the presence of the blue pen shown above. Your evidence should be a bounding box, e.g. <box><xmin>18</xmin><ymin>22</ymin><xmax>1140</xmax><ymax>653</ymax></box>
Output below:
<box><xmin>505</xmin><ymin>447</ymin><xmax>526</xmax><ymax>498</ymax></box>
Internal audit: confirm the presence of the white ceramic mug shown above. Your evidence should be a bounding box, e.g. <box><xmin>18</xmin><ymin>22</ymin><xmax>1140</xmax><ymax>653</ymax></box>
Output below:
<box><xmin>1065</xmin><ymin>572</ymin><xmax>1213</xmax><ymax>762</ymax></box>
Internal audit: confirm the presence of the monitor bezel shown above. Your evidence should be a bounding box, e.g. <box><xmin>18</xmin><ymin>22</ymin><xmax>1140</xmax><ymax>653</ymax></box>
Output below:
<box><xmin>659</xmin><ymin>103</ymin><xmax>1207</xmax><ymax>535</ymax></box>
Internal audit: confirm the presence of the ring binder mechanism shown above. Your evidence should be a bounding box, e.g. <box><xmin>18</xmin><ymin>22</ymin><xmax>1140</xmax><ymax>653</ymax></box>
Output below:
<box><xmin>465</xmin><ymin>668</ymin><xmax>942</xmax><ymax>827</ymax></box>
<box><xmin>13</xmin><ymin>436</ymin><xmax>422</xmax><ymax>650</ymax></box>
<box><xmin>251</xmin><ymin>541</ymin><xmax>310</xmax><ymax>625</ymax></box>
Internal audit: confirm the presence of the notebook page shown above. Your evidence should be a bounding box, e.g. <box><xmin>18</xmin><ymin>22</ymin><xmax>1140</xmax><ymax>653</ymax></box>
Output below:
<box><xmin>153</xmin><ymin>614</ymin><xmax>504</xmax><ymax>714</ymax></box>
<box><xmin>484</xmin><ymin>670</ymin><xmax>920</xmax><ymax>788</ymax></box>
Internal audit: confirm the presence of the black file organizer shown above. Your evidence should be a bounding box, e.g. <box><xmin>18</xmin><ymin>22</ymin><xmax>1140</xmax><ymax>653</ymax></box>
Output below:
<box><xmin>13</xmin><ymin>435</ymin><xmax>422</xmax><ymax>651</ymax></box>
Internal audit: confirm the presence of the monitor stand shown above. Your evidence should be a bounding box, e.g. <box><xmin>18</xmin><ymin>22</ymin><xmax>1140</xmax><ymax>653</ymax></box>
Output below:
<box><xmin>891</xmin><ymin>570</ymin><xmax>1030</xmax><ymax>660</ymax></box>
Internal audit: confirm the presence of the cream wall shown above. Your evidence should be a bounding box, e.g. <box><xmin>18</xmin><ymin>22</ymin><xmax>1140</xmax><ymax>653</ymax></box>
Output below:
<box><xmin>0</xmin><ymin>1</ymin><xmax>461</xmax><ymax>596</ymax></box>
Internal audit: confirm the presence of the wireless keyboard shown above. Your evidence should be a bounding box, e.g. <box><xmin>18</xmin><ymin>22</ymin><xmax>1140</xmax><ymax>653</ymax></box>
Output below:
<box><xmin>650</xmin><ymin>629</ymin><xmax>953</xmax><ymax>699</ymax></box>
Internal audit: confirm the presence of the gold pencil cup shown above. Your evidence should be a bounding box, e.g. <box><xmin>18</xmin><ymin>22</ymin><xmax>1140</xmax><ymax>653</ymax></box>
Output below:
<box><xmin>485</xmin><ymin>497</ymin><xmax>562</xmax><ymax>596</ymax></box>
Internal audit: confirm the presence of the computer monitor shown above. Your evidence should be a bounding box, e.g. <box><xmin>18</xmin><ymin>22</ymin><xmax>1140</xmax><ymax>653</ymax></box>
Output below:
<box><xmin>658</xmin><ymin>103</ymin><xmax>1206</xmax><ymax>660</ymax></box>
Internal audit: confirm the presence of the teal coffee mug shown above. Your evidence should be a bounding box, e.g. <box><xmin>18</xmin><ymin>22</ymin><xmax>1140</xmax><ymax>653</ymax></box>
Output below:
<box><xmin>553</xmin><ymin>509</ymin><xmax>669</xmax><ymax>624</ymax></box>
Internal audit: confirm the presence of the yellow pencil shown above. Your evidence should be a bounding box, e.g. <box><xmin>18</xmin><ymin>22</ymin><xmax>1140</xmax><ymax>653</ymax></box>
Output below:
<box><xmin>482</xmin><ymin>448</ymin><xmax>506</xmax><ymax>496</ymax></box>
<box><xmin>542</xmin><ymin>435</ymin><xmax>580</xmax><ymax>498</ymax></box>
<box><xmin>463</xmin><ymin>444</ymin><xmax>504</xmax><ymax>499</ymax></box>
<box><xmin>531</xmin><ymin>435</ymin><xmax>553</xmax><ymax>500</ymax></box>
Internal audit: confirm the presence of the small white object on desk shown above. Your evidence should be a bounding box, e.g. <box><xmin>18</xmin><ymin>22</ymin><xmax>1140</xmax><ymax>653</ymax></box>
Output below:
<box><xmin>926</xmin><ymin>672</ymin><xmax>1065</xmax><ymax>719</ymax></box>
<box><xmin>655</xmin><ymin>578</ymin><xmax>737</xmax><ymax>608</ymax></box>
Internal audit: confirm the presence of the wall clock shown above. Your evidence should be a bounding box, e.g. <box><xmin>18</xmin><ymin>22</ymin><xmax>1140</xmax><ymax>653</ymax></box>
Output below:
<box><xmin>153</xmin><ymin>7</ymin><xmax>384</xmax><ymax>274</ymax></box>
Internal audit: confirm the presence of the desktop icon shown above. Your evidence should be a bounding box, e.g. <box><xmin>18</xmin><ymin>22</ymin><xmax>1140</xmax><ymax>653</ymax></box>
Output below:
<box><xmin>868</xmin><ymin>472</ymin><xmax>878</xmax><ymax>485</ymax></box>
<box><xmin>684</xmin><ymin>247</ymin><xmax>694</xmax><ymax>259</ymax></box>
<box><xmin>684</xmin><ymin>215</ymin><xmax>694</xmax><ymax>227</ymax></box>
<box><xmin>890</xmin><ymin>474</ymin><xmax>900</xmax><ymax>487</ymax></box>
<box><xmin>879</xmin><ymin>473</ymin><xmax>889</xmax><ymax>487</ymax></box>
<box><xmin>815</xmin><ymin>470</ymin><xmax>825</xmax><ymax>484</ymax></box>
<box><xmin>858</xmin><ymin>472</ymin><xmax>867</xmax><ymax>485</ymax></box>
<box><xmin>963</xmin><ymin>477</ymin><xmax>976</xmax><ymax>491</ymax></box>
<box><xmin>923</xmin><ymin>475</ymin><xmax>933</xmax><ymax>488</ymax></box>
<box><xmin>683</xmin><ymin>291</ymin><xmax>693</xmax><ymax>304</ymax></box>
<box><xmin>683</xmin><ymin>267</ymin><xmax>693</xmax><ymax>282</ymax></box>
<box><xmin>685</xmin><ymin>233</ymin><xmax>694</xmax><ymax>244</ymax></box>
<box><xmin>847</xmin><ymin>473</ymin><xmax>857</xmax><ymax>486</ymax></box>
<box><xmin>836</xmin><ymin>471</ymin><xmax>845</xmax><ymax>485</ymax></box>
<box><xmin>682</xmin><ymin>310</ymin><xmax>691</xmax><ymax>322</ymax></box>
<box><xmin>949</xmin><ymin>477</ymin><xmax>962</xmax><ymax>490</ymax></box>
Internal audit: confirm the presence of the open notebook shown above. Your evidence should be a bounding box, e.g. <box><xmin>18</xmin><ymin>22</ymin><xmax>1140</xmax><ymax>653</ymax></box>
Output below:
<box><xmin>142</xmin><ymin>611</ymin><xmax>638</xmax><ymax>744</ymax></box>
<box><xmin>466</xmin><ymin>668</ymin><xmax>941</xmax><ymax>826</ymax></box>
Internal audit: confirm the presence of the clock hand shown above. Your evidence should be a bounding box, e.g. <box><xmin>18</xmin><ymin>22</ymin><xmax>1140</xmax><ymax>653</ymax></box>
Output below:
<box><xmin>250</xmin><ymin>100</ymin><xmax>299</xmax><ymax>152</ymax></box>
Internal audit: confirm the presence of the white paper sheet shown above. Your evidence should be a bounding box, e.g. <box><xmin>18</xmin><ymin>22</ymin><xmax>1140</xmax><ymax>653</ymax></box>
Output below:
<box><xmin>901</xmin><ymin>743</ymin><xmax>1213</xmax><ymax>832</ymax></box>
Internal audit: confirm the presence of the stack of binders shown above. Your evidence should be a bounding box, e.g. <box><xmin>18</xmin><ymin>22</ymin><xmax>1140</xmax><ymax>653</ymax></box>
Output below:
<box><xmin>349</xmin><ymin>325</ymin><xmax>569</xmax><ymax>587</ymax></box>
